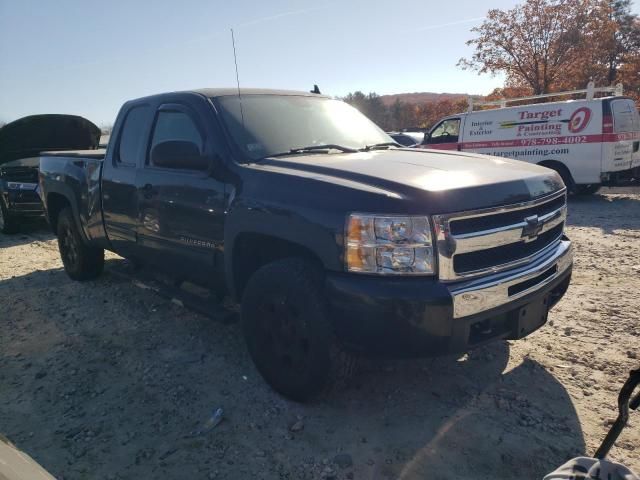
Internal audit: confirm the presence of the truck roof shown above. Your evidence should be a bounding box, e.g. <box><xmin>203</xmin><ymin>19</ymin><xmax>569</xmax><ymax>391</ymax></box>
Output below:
<box><xmin>129</xmin><ymin>88</ymin><xmax>330</xmax><ymax>103</ymax></box>
<box><xmin>194</xmin><ymin>88</ymin><xmax>329</xmax><ymax>98</ymax></box>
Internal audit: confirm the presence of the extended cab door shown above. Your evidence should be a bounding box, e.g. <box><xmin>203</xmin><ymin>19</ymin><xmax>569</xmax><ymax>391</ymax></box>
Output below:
<box><xmin>422</xmin><ymin>117</ymin><xmax>462</xmax><ymax>150</ymax></box>
<box><xmin>135</xmin><ymin>98</ymin><xmax>227</xmax><ymax>285</ymax></box>
<box><xmin>102</xmin><ymin>102</ymin><xmax>153</xmax><ymax>258</ymax></box>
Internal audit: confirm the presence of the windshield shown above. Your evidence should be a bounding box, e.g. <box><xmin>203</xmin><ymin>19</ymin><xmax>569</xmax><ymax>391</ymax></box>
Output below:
<box><xmin>215</xmin><ymin>95</ymin><xmax>391</xmax><ymax>161</ymax></box>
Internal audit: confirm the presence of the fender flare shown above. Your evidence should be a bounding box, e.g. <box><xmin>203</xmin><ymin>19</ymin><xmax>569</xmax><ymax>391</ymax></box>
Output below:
<box><xmin>223</xmin><ymin>202</ymin><xmax>342</xmax><ymax>300</ymax></box>
<box><xmin>43</xmin><ymin>182</ymin><xmax>89</xmax><ymax>241</ymax></box>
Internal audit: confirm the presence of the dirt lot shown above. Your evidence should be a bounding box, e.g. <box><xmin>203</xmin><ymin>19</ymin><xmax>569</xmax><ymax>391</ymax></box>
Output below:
<box><xmin>1</xmin><ymin>188</ymin><xmax>639</xmax><ymax>480</ymax></box>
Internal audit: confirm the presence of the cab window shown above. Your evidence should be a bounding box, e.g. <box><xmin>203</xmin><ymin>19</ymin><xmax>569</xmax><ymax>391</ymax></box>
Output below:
<box><xmin>148</xmin><ymin>110</ymin><xmax>204</xmax><ymax>169</ymax></box>
<box><xmin>427</xmin><ymin>118</ymin><xmax>460</xmax><ymax>144</ymax></box>
<box><xmin>117</xmin><ymin>105</ymin><xmax>151</xmax><ymax>165</ymax></box>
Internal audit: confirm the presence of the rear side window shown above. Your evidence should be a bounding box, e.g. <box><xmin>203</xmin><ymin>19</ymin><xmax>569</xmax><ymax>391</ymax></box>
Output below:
<box><xmin>150</xmin><ymin>111</ymin><xmax>203</xmax><ymax>158</ymax></box>
<box><xmin>117</xmin><ymin>105</ymin><xmax>151</xmax><ymax>165</ymax></box>
<box><xmin>611</xmin><ymin>99</ymin><xmax>640</xmax><ymax>133</ymax></box>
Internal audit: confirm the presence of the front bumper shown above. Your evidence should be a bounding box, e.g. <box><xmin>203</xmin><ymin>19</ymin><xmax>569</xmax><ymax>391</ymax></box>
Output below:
<box><xmin>450</xmin><ymin>239</ymin><xmax>572</xmax><ymax>318</ymax></box>
<box><xmin>325</xmin><ymin>238</ymin><xmax>572</xmax><ymax>357</ymax></box>
<box><xmin>3</xmin><ymin>188</ymin><xmax>44</xmax><ymax>216</ymax></box>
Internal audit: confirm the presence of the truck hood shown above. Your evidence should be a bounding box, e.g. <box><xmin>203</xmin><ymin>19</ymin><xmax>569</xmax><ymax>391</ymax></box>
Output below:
<box><xmin>253</xmin><ymin>148</ymin><xmax>564</xmax><ymax>212</ymax></box>
<box><xmin>0</xmin><ymin>114</ymin><xmax>100</xmax><ymax>166</ymax></box>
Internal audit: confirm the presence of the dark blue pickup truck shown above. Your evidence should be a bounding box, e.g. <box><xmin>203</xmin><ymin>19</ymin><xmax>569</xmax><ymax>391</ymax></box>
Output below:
<box><xmin>39</xmin><ymin>88</ymin><xmax>572</xmax><ymax>400</ymax></box>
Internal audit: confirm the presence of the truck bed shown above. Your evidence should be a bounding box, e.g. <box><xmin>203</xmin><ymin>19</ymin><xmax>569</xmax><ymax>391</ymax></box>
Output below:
<box><xmin>39</xmin><ymin>149</ymin><xmax>108</xmax><ymax>245</ymax></box>
<box><xmin>39</xmin><ymin>149</ymin><xmax>106</xmax><ymax>160</ymax></box>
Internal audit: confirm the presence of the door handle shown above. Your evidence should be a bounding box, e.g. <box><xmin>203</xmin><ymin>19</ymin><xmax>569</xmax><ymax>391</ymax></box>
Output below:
<box><xmin>142</xmin><ymin>183</ymin><xmax>157</xmax><ymax>199</ymax></box>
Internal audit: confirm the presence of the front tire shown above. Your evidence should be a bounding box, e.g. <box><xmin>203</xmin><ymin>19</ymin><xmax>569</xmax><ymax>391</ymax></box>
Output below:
<box><xmin>0</xmin><ymin>197</ymin><xmax>19</xmax><ymax>234</ymax></box>
<box><xmin>57</xmin><ymin>207</ymin><xmax>104</xmax><ymax>280</ymax></box>
<box><xmin>241</xmin><ymin>258</ymin><xmax>354</xmax><ymax>402</ymax></box>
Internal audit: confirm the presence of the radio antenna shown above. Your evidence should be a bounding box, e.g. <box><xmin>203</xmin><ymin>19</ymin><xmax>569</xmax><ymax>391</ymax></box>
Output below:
<box><xmin>230</xmin><ymin>28</ymin><xmax>245</xmax><ymax>126</ymax></box>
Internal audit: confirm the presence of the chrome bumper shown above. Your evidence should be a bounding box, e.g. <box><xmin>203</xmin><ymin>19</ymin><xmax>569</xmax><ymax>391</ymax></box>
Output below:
<box><xmin>449</xmin><ymin>239</ymin><xmax>572</xmax><ymax>318</ymax></box>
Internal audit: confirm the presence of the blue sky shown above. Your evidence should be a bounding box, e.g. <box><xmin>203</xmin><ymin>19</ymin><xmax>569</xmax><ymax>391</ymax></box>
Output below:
<box><xmin>1</xmin><ymin>0</ymin><xmax>637</xmax><ymax>125</ymax></box>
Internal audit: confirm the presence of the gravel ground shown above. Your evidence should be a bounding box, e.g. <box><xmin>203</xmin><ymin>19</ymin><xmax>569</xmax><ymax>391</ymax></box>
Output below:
<box><xmin>1</xmin><ymin>188</ymin><xmax>639</xmax><ymax>480</ymax></box>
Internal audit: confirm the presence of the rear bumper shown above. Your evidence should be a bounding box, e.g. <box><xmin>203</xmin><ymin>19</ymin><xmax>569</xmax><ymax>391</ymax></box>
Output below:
<box><xmin>325</xmin><ymin>239</ymin><xmax>572</xmax><ymax>357</ymax></box>
<box><xmin>601</xmin><ymin>166</ymin><xmax>640</xmax><ymax>186</ymax></box>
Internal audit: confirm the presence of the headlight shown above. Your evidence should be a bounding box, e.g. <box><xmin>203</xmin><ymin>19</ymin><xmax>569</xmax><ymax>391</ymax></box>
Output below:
<box><xmin>346</xmin><ymin>214</ymin><xmax>434</xmax><ymax>275</ymax></box>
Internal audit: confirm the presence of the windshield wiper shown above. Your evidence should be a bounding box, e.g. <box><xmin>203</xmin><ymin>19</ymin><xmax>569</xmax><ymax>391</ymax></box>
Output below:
<box><xmin>359</xmin><ymin>142</ymin><xmax>399</xmax><ymax>151</ymax></box>
<box><xmin>266</xmin><ymin>144</ymin><xmax>358</xmax><ymax>159</ymax></box>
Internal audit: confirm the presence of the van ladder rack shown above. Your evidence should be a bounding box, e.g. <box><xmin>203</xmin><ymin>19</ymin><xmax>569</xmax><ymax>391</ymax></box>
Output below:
<box><xmin>467</xmin><ymin>82</ymin><xmax>623</xmax><ymax>112</ymax></box>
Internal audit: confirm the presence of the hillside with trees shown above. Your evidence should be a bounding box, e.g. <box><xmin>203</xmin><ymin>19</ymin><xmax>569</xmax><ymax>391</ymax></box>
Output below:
<box><xmin>342</xmin><ymin>91</ymin><xmax>468</xmax><ymax>131</ymax></box>
<box><xmin>344</xmin><ymin>0</ymin><xmax>639</xmax><ymax>132</ymax></box>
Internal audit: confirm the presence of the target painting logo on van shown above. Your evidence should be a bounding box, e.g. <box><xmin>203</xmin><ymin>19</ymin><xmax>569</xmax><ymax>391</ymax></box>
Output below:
<box><xmin>568</xmin><ymin>107</ymin><xmax>592</xmax><ymax>133</ymax></box>
<box><xmin>497</xmin><ymin>107</ymin><xmax>592</xmax><ymax>137</ymax></box>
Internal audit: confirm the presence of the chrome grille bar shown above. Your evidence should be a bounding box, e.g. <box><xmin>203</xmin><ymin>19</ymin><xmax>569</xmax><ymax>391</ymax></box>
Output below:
<box><xmin>433</xmin><ymin>189</ymin><xmax>567</xmax><ymax>282</ymax></box>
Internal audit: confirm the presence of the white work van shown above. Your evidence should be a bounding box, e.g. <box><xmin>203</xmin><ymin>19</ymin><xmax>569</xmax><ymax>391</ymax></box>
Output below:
<box><xmin>419</xmin><ymin>84</ymin><xmax>640</xmax><ymax>194</ymax></box>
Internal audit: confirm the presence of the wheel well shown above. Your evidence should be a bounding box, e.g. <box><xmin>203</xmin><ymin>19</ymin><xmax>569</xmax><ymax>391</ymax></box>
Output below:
<box><xmin>232</xmin><ymin>233</ymin><xmax>324</xmax><ymax>301</ymax></box>
<box><xmin>537</xmin><ymin>160</ymin><xmax>575</xmax><ymax>190</ymax></box>
<box><xmin>46</xmin><ymin>193</ymin><xmax>71</xmax><ymax>234</ymax></box>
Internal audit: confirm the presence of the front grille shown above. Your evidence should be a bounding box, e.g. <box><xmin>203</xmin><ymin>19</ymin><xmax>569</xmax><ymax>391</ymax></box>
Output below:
<box><xmin>433</xmin><ymin>189</ymin><xmax>567</xmax><ymax>281</ymax></box>
<box><xmin>450</xmin><ymin>194</ymin><xmax>565</xmax><ymax>235</ymax></box>
<box><xmin>454</xmin><ymin>222</ymin><xmax>564</xmax><ymax>274</ymax></box>
<box><xmin>0</xmin><ymin>167</ymin><xmax>39</xmax><ymax>183</ymax></box>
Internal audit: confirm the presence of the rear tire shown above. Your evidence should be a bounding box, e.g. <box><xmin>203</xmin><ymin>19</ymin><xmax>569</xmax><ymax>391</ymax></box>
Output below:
<box><xmin>241</xmin><ymin>258</ymin><xmax>355</xmax><ymax>402</ymax></box>
<box><xmin>57</xmin><ymin>207</ymin><xmax>104</xmax><ymax>280</ymax></box>
<box><xmin>574</xmin><ymin>184</ymin><xmax>601</xmax><ymax>195</ymax></box>
<box><xmin>0</xmin><ymin>198</ymin><xmax>19</xmax><ymax>234</ymax></box>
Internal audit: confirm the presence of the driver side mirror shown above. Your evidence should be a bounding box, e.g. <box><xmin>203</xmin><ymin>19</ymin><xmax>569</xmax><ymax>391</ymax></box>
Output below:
<box><xmin>151</xmin><ymin>140</ymin><xmax>210</xmax><ymax>171</ymax></box>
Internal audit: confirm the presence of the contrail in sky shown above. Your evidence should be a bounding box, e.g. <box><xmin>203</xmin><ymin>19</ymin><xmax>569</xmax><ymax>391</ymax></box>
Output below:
<box><xmin>238</xmin><ymin>5</ymin><xmax>330</xmax><ymax>28</ymax></box>
<box><xmin>411</xmin><ymin>16</ymin><xmax>485</xmax><ymax>33</ymax></box>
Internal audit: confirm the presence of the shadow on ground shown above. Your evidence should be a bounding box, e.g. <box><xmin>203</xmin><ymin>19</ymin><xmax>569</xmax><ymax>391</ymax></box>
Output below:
<box><xmin>0</xmin><ymin>261</ymin><xmax>585</xmax><ymax>480</ymax></box>
<box><xmin>0</xmin><ymin>219</ymin><xmax>53</xmax><ymax>247</ymax></box>
<box><xmin>567</xmin><ymin>188</ymin><xmax>640</xmax><ymax>233</ymax></box>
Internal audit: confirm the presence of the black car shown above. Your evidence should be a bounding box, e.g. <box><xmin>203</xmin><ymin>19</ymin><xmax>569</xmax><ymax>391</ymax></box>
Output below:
<box><xmin>0</xmin><ymin>114</ymin><xmax>100</xmax><ymax>233</ymax></box>
<box><xmin>387</xmin><ymin>132</ymin><xmax>418</xmax><ymax>147</ymax></box>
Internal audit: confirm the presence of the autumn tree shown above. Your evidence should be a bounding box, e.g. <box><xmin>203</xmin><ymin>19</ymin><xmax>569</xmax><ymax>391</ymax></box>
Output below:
<box><xmin>459</xmin><ymin>0</ymin><xmax>592</xmax><ymax>95</ymax></box>
<box><xmin>602</xmin><ymin>0</ymin><xmax>640</xmax><ymax>84</ymax></box>
<box><xmin>461</xmin><ymin>0</ymin><xmax>640</xmax><ymax>102</ymax></box>
<box><xmin>552</xmin><ymin>0</ymin><xmax>640</xmax><ymax>94</ymax></box>
<box><xmin>343</xmin><ymin>91</ymin><xmax>388</xmax><ymax>127</ymax></box>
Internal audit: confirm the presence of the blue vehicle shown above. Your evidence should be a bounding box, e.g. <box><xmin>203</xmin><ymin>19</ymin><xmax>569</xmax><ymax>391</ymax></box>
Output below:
<box><xmin>0</xmin><ymin>114</ymin><xmax>100</xmax><ymax>233</ymax></box>
<box><xmin>39</xmin><ymin>88</ymin><xmax>573</xmax><ymax>401</ymax></box>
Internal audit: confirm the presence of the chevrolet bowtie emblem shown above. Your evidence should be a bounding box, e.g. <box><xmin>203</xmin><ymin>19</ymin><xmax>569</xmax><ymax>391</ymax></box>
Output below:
<box><xmin>522</xmin><ymin>215</ymin><xmax>544</xmax><ymax>240</ymax></box>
